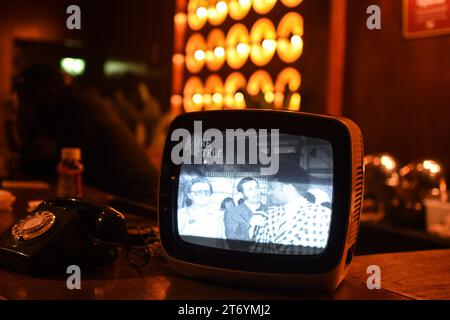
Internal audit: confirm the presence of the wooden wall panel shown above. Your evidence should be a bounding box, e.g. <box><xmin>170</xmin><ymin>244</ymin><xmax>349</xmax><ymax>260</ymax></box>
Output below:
<box><xmin>343</xmin><ymin>0</ymin><xmax>450</xmax><ymax>173</ymax></box>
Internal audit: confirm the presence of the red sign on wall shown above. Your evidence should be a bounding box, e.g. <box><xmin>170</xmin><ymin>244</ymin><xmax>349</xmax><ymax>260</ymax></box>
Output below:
<box><xmin>403</xmin><ymin>0</ymin><xmax>450</xmax><ymax>38</ymax></box>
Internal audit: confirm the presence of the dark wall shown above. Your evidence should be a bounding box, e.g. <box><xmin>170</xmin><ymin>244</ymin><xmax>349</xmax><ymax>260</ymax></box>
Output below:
<box><xmin>344</xmin><ymin>0</ymin><xmax>450</xmax><ymax>171</ymax></box>
<box><xmin>299</xmin><ymin>0</ymin><xmax>331</xmax><ymax>114</ymax></box>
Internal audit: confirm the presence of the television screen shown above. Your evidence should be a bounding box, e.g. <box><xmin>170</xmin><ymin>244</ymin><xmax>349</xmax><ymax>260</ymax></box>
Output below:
<box><xmin>176</xmin><ymin>132</ymin><xmax>333</xmax><ymax>255</ymax></box>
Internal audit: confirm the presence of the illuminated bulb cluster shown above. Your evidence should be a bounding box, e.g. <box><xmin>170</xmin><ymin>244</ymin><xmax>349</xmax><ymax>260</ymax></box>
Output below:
<box><xmin>185</xmin><ymin>13</ymin><xmax>303</xmax><ymax>73</ymax></box>
<box><xmin>188</xmin><ymin>0</ymin><xmax>303</xmax><ymax>29</ymax></box>
<box><xmin>183</xmin><ymin>68</ymin><xmax>301</xmax><ymax>112</ymax></box>
<box><xmin>173</xmin><ymin>0</ymin><xmax>304</xmax><ymax>113</ymax></box>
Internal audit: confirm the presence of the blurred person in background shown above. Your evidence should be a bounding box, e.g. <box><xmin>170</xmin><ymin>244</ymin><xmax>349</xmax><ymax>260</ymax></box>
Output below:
<box><xmin>14</xmin><ymin>64</ymin><xmax>158</xmax><ymax>204</ymax></box>
<box><xmin>103</xmin><ymin>74</ymin><xmax>162</xmax><ymax>148</ymax></box>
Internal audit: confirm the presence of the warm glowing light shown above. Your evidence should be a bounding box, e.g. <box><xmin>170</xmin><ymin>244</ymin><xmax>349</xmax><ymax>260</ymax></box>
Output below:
<box><xmin>400</xmin><ymin>166</ymin><xmax>411</xmax><ymax>176</ymax></box>
<box><xmin>203</xmin><ymin>94</ymin><xmax>212</xmax><ymax>105</ymax></box>
<box><xmin>275</xmin><ymin>67</ymin><xmax>302</xmax><ymax>93</ymax></box>
<box><xmin>381</xmin><ymin>155</ymin><xmax>396</xmax><ymax>171</ymax></box>
<box><xmin>204</xmin><ymin>75</ymin><xmax>224</xmax><ymax>109</ymax></box>
<box><xmin>288</xmin><ymin>93</ymin><xmax>301</xmax><ymax>111</ymax></box>
<box><xmin>188</xmin><ymin>1</ymin><xmax>208</xmax><ymax>30</ymax></box>
<box><xmin>226</xmin><ymin>24</ymin><xmax>250</xmax><ymax>69</ymax></box>
<box><xmin>208</xmin><ymin>0</ymin><xmax>228</xmax><ymax>25</ymax></box>
<box><xmin>280</xmin><ymin>0</ymin><xmax>303</xmax><ymax>7</ymax></box>
<box><xmin>186</xmin><ymin>33</ymin><xmax>207</xmax><ymax>73</ymax></box>
<box><xmin>214</xmin><ymin>46</ymin><xmax>225</xmax><ymax>57</ymax></box>
<box><xmin>170</xmin><ymin>95</ymin><xmax>183</xmax><ymax>115</ymax></box>
<box><xmin>250</xmin><ymin>18</ymin><xmax>277</xmax><ymax>66</ymax></box>
<box><xmin>224</xmin><ymin>72</ymin><xmax>247</xmax><ymax>108</ymax></box>
<box><xmin>192</xmin><ymin>93</ymin><xmax>203</xmax><ymax>104</ymax></box>
<box><xmin>229</xmin><ymin>0</ymin><xmax>252</xmax><ymax>20</ymax></box>
<box><xmin>274</xmin><ymin>92</ymin><xmax>284</xmax><ymax>109</ymax></box>
<box><xmin>216</xmin><ymin>1</ymin><xmax>228</xmax><ymax>12</ymax></box>
<box><xmin>60</xmin><ymin>58</ymin><xmax>86</xmax><ymax>76</ymax></box>
<box><xmin>171</xmin><ymin>94</ymin><xmax>183</xmax><ymax>106</ymax></box>
<box><xmin>247</xmin><ymin>70</ymin><xmax>274</xmax><ymax>96</ymax></box>
<box><xmin>290</xmin><ymin>35</ymin><xmax>302</xmax><ymax>48</ymax></box>
<box><xmin>253</xmin><ymin>0</ymin><xmax>277</xmax><ymax>15</ymax></box>
<box><xmin>262</xmin><ymin>39</ymin><xmax>277</xmax><ymax>51</ymax></box>
<box><xmin>234</xmin><ymin>92</ymin><xmax>245</xmax><ymax>103</ymax></box>
<box><xmin>194</xmin><ymin>50</ymin><xmax>205</xmax><ymax>61</ymax></box>
<box><xmin>236</xmin><ymin>43</ymin><xmax>250</xmax><ymax>55</ymax></box>
<box><xmin>205</xmin><ymin>51</ymin><xmax>214</xmax><ymax>61</ymax></box>
<box><xmin>196</xmin><ymin>6</ymin><xmax>207</xmax><ymax>18</ymax></box>
<box><xmin>423</xmin><ymin>160</ymin><xmax>441</xmax><ymax>174</ymax></box>
<box><xmin>277</xmin><ymin>12</ymin><xmax>304</xmax><ymax>63</ymax></box>
<box><xmin>212</xmin><ymin>93</ymin><xmax>223</xmax><ymax>104</ymax></box>
<box><xmin>206</xmin><ymin>29</ymin><xmax>226</xmax><ymax>71</ymax></box>
<box><xmin>172</xmin><ymin>54</ymin><xmax>185</xmax><ymax>65</ymax></box>
<box><xmin>184</xmin><ymin>76</ymin><xmax>204</xmax><ymax>112</ymax></box>
<box><xmin>264</xmin><ymin>91</ymin><xmax>275</xmax><ymax>103</ymax></box>
<box><xmin>174</xmin><ymin>13</ymin><xmax>187</xmax><ymax>25</ymax></box>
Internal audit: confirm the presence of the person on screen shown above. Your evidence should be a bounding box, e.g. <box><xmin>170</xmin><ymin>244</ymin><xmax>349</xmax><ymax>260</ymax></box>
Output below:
<box><xmin>220</xmin><ymin>197</ymin><xmax>236</xmax><ymax>214</ymax></box>
<box><xmin>224</xmin><ymin>177</ymin><xmax>269</xmax><ymax>243</ymax></box>
<box><xmin>178</xmin><ymin>177</ymin><xmax>225</xmax><ymax>239</ymax></box>
<box><xmin>265</xmin><ymin>175</ymin><xmax>332</xmax><ymax>249</ymax></box>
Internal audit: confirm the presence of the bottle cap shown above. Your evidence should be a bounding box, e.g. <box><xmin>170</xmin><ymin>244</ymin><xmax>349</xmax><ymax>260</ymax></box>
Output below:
<box><xmin>61</xmin><ymin>148</ymin><xmax>81</xmax><ymax>161</ymax></box>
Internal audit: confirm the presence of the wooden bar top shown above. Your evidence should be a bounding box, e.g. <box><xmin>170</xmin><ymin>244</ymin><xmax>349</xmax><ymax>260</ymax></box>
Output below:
<box><xmin>0</xmin><ymin>185</ymin><xmax>448</xmax><ymax>300</ymax></box>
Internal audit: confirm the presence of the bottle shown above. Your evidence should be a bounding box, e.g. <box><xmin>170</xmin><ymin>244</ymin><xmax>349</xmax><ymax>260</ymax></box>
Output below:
<box><xmin>57</xmin><ymin>148</ymin><xmax>84</xmax><ymax>197</ymax></box>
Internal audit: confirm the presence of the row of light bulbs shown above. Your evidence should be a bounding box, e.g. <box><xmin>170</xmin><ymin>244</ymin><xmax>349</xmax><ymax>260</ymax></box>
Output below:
<box><xmin>181</xmin><ymin>67</ymin><xmax>301</xmax><ymax>112</ymax></box>
<box><xmin>187</xmin><ymin>0</ymin><xmax>303</xmax><ymax>30</ymax></box>
<box><xmin>183</xmin><ymin>13</ymin><xmax>304</xmax><ymax>73</ymax></box>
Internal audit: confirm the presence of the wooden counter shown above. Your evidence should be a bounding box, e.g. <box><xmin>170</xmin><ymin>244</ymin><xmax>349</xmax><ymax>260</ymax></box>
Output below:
<box><xmin>0</xmin><ymin>185</ymin><xmax>448</xmax><ymax>300</ymax></box>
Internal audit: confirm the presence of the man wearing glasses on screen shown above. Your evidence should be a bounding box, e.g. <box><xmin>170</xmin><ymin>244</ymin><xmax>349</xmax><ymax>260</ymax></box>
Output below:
<box><xmin>224</xmin><ymin>177</ymin><xmax>269</xmax><ymax>243</ymax></box>
<box><xmin>178</xmin><ymin>177</ymin><xmax>225</xmax><ymax>240</ymax></box>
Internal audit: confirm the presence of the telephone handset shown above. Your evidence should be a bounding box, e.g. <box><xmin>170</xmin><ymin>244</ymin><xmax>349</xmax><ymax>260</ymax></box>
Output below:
<box><xmin>0</xmin><ymin>197</ymin><xmax>128</xmax><ymax>275</ymax></box>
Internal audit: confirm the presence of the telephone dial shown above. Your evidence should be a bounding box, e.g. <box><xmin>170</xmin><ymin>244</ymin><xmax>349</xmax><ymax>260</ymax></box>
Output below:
<box><xmin>0</xmin><ymin>197</ymin><xmax>128</xmax><ymax>275</ymax></box>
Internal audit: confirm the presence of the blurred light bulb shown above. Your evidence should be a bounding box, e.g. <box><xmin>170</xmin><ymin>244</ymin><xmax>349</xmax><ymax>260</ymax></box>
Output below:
<box><xmin>423</xmin><ymin>160</ymin><xmax>441</xmax><ymax>174</ymax></box>
<box><xmin>381</xmin><ymin>155</ymin><xmax>396</xmax><ymax>171</ymax></box>
<box><xmin>291</xmin><ymin>35</ymin><xmax>302</xmax><ymax>48</ymax></box>
<box><xmin>264</xmin><ymin>91</ymin><xmax>275</xmax><ymax>103</ymax></box>
<box><xmin>203</xmin><ymin>94</ymin><xmax>212</xmax><ymax>104</ymax></box>
<box><xmin>172</xmin><ymin>54</ymin><xmax>185</xmax><ymax>65</ymax></box>
<box><xmin>171</xmin><ymin>94</ymin><xmax>183</xmax><ymax>106</ymax></box>
<box><xmin>214</xmin><ymin>46</ymin><xmax>225</xmax><ymax>58</ymax></box>
<box><xmin>194</xmin><ymin>49</ymin><xmax>205</xmax><ymax>61</ymax></box>
<box><xmin>262</xmin><ymin>39</ymin><xmax>276</xmax><ymax>51</ymax></box>
<box><xmin>174</xmin><ymin>13</ymin><xmax>187</xmax><ymax>25</ymax></box>
<box><xmin>216</xmin><ymin>1</ymin><xmax>227</xmax><ymax>12</ymax></box>
<box><xmin>205</xmin><ymin>51</ymin><xmax>214</xmax><ymax>61</ymax></box>
<box><xmin>192</xmin><ymin>93</ymin><xmax>203</xmax><ymax>104</ymax></box>
<box><xmin>236</xmin><ymin>43</ymin><xmax>249</xmax><ymax>55</ymax></box>
<box><xmin>288</xmin><ymin>93</ymin><xmax>301</xmax><ymax>111</ymax></box>
<box><xmin>234</xmin><ymin>92</ymin><xmax>244</xmax><ymax>103</ymax></box>
<box><xmin>239</xmin><ymin>0</ymin><xmax>250</xmax><ymax>5</ymax></box>
<box><xmin>196</xmin><ymin>7</ymin><xmax>207</xmax><ymax>18</ymax></box>
<box><xmin>212</xmin><ymin>93</ymin><xmax>223</xmax><ymax>104</ymax></box>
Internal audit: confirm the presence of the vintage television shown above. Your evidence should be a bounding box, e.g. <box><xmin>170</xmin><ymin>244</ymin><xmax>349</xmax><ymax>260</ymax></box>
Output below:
<box><xmin>159</xmin><ymin>110</ymin><xmax>364</xmax><ymax>291</ymax></box>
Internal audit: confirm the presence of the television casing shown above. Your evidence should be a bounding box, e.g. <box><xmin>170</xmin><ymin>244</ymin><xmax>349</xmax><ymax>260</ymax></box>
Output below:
<box><xmin>158</xmin><ymin>110</ymin><xmax>364</xmax><ymax>292</ymax></box>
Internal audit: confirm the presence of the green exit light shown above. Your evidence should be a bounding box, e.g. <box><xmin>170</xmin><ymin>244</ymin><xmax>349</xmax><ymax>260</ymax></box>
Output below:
<box><xmin>60</xmin><ymin>57</ymin><xmax>86</xmax><ymax>76</ymax></box>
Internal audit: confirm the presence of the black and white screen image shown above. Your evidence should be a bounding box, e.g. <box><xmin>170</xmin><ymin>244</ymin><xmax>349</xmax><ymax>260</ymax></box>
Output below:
<box><xmin>177</xmin><ymin>134</ymin><xmax>333</xmax><ymax>255</ymax></box>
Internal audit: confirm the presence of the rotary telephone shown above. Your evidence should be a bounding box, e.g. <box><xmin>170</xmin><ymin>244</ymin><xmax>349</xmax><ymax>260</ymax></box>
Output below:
<box><xmin>0</xmin><ymin>197</ymin><xmax>128</xmax><ymax>275</ymax></box>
